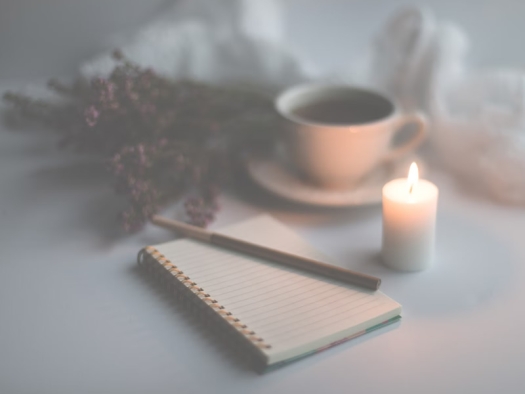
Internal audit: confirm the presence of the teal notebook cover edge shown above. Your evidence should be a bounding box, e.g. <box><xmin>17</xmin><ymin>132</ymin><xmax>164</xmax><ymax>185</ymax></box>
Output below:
<box><xmin>262</xmin><ymin>315</ymin><xmax>402</xmax><ymax>373</ymax></box>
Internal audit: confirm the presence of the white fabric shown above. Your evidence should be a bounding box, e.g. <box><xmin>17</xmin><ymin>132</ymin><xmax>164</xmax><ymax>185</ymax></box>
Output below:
<box><xmin>366</xmin><ymin>6</ymin><xmax>525</xmax><ymax>204</ymax></box>
<box><xmin>81</xmin><ymin>2</ymin><xmax>525</xmax><ymax>205</ymax></box>
<box><xmin>81</xmin><ymin>0</ymin><xmax>313</xmax><ymax>91</ymax></box>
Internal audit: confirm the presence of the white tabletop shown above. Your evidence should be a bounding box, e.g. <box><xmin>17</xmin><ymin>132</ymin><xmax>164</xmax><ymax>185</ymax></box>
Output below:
<box><xmin>1</xmin><ymin>95</ymin><xmax>525</xmax><ymax>393</ymax></box>
<box><xmin>2</xmin><ymin>1</ymin><xmax>525</xmax><ymax>393</ymax></box>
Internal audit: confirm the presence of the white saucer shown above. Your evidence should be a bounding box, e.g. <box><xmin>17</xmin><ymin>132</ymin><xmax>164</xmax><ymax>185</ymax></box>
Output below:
<box><xmin>246</xmin><ymin>154</ymin><xmax>426</xmax><ymax>207</ymax></box>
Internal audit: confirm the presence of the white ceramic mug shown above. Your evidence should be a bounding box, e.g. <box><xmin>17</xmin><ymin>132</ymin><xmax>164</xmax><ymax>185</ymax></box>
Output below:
<box><xmin>275</xmin><ymin>83</ymin><xmax>427</xmax><ymax>188</ymax></box>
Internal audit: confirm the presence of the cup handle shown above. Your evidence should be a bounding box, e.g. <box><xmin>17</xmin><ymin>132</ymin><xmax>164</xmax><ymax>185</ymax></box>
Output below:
<box><xmin>382</xmin><ymin>112</ymin><xmax>427</xmax><ymax>162</ymax></box>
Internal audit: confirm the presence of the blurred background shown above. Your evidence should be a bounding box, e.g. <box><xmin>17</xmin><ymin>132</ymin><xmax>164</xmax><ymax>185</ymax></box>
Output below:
<box><xmin>1</xmin><ymin>0</ymin><xmax>524</xmax><ymax>80</ymax></box>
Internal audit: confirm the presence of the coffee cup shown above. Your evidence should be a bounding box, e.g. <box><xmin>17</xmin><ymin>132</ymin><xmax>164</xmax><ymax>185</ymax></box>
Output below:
<box><xmin>275</xmin><ymin>83</ymin><xmax>427</xmax><ymax>188</ymax></box>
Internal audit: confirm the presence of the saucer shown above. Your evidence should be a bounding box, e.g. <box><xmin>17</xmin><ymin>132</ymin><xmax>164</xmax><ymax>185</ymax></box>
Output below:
<box><xmin>246</xmin><ymin>154</ymin><xmax>426</xmax><ymax>207</ymax></box>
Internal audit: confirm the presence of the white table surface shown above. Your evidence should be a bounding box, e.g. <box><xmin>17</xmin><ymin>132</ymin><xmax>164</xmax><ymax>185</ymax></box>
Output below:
<box><xmin>2</xmin><ymin>2</ymin><xmax>525</xmax><ymax>393</ymax></box>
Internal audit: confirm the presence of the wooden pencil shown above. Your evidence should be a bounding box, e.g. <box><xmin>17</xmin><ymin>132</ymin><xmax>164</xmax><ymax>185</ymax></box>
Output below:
<box><xmin>151</xmin><ymin>215</ymin><xmax>382</xmax><ymax>291</ymax></box>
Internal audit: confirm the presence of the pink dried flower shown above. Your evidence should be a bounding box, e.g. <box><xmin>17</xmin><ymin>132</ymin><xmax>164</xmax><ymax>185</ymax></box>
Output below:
<box><xmin>84</xmin><ymin>105</ymin><xmax>99</xmax><ymax>127</ymax></box>
<box><xmin>3</xmin><ymin>51</ymin><xmax>279</xmax><ymax>233</ymax></box>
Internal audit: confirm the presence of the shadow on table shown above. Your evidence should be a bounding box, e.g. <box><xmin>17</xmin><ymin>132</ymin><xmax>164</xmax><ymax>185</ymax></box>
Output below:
<box><xmin>230</xmin><ymin>167</ymin><xmax>381</xmax><ymax>227</ymax></box>
<box><xmin>27</xmin><ymin>159</ymin><xmax>127</xmax><ymax>243</ymax></box>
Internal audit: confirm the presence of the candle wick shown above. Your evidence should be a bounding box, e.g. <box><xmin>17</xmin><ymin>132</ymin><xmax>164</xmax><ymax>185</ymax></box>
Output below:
<box><xmin>409</xmin><ymin>184</ymin><xmax>413</xmax><ymax>194</ymax></box>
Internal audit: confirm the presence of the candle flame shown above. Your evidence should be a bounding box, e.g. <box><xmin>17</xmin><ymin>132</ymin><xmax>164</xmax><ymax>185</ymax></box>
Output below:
<box><xmin>408</xmin><ymin>162</ymin><xmax>419</xmax><ymax>194</ymax></box>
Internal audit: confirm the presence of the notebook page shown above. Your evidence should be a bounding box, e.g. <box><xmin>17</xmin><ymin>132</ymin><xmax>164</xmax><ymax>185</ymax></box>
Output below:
<box><xmin>153</xmin><ymin>215</ymin><xmax>401</xmax><ymax>363</ymax></box>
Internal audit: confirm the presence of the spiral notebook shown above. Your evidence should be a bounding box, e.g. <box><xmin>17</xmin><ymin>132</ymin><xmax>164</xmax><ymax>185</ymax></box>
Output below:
<box><xmin>138</xmin><ymin>215</ymin><xmax>401</xmax><ymax>372</ymax></box>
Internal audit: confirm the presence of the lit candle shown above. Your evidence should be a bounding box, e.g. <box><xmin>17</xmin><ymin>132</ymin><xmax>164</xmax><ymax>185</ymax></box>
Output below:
<box><xmin>381</xmin><ymin>163</ymin><xmax>438</xmax><ymax>271</ymax></box>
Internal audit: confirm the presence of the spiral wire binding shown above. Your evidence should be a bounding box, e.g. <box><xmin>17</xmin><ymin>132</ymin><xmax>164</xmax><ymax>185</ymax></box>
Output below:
<box><xmin>138</xmin><ymin>246</ymin><xmax>271</xmax><ymax>350</ymax></box>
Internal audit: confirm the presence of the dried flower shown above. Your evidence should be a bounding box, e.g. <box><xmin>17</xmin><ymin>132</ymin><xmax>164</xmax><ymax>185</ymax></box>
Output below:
<box><xmin>3</xmin><ymin>51</ymin><xmax>278</xmax><ymax>232</ymax></box>
<box><xmin>84</xmin><ymin>105</ymin><xmax>100</xmax><ymax>127</ymax></box>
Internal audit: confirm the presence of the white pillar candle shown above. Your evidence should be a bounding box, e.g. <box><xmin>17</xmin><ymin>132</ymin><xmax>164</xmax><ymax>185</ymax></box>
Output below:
<box><xmin>382</xmin><ymin>163</ymin><xmax>438</xmax><ymax>271</ymax></box>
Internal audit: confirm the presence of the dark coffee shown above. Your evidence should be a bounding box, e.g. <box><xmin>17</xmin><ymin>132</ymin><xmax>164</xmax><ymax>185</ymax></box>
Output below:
<box><xmin>290</xmin><ymin>93</ymin><xmax>393</xmax><ymax>125</ymax></box>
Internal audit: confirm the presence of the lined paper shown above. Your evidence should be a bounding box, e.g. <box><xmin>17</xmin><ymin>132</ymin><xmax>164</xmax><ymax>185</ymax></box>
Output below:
<box><xmin>154</xmin><ymin>215</ymin><xmax>401</xmax><ymax>361</ymax></box>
